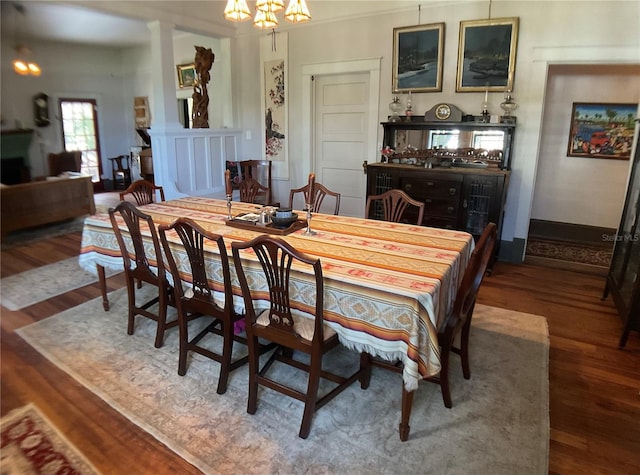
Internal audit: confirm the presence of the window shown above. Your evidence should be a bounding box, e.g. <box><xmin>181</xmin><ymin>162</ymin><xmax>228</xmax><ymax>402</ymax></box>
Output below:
<box><xmin>59</xmin><ymin>98</ymin><xmax>102</xmax><ymax>183</ymax></box>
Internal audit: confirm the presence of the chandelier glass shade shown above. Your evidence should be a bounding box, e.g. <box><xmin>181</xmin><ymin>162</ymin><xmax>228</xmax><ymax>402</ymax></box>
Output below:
<box><xmin>284</xmin><ymin>0</ymin><xmax>311</xmax><ymax>23</ymax></box>
<box><xmin>224</xmin><ymin>0</ymin><xmax>311</xmax><ymax>29</ymax></box>
<box><xmin>10</xmin><ymin>3</ymin><xmax>41</xmax><ymax>76</ymax></box>
<box><xmin>12</xmin><ymin>45</ymin><xmax>41</xmax><ymax>76</ymax></box>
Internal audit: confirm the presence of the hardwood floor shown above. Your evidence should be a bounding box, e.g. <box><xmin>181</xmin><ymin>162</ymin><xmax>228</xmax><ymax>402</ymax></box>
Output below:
<box><xmin>1</xmin><ymin>230</ymin><xmax>639</xmax><ymax>474</ymax></box>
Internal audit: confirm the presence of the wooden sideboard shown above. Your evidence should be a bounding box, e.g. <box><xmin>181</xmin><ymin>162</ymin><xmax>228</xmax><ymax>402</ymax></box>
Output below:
<box><xmin>367</xmin><ymin>116</ymin><xmax>516</xmax><ymax>259</ymax></box>
<box><xmin>366</xmin><ymin>163</ymin><xmax>509</xmax><ymax>239</ymax></box>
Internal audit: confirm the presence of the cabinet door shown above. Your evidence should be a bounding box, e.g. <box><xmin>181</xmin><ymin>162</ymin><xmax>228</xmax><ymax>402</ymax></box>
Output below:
<box><xmin>366</xmin><ymin>169</ymin><xmax>400</xmax><ymax>219</ymax></box>
<box><xmin>461</xmin><ymin>175</ymin><xmax>499</xmax><ymax>236</ymax></box>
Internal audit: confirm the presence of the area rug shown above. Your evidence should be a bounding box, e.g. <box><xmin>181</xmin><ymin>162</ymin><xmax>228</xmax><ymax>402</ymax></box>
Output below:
<box><xmin>526</xmin><ymin>237</ymin><xmax>612</xmax><ymax>267</ymax></box>
<box><xmin>0</xmin><ymin>403</ymin><xmax>101</xmax><ymax>475</ymax></box>
<box><xmin>0</xmin><ymin>218</ymin><xmax>86</xmax><ymax>250</ymax></box>
<box><xmin>1</xmin><ymin>257</ymin><xmax>119</xmax><ymax>311</ymax></box>
<box><xmin>17</xmin><ymin>287</ymin><xmax>549</xmax><ymax>475</ymax></box>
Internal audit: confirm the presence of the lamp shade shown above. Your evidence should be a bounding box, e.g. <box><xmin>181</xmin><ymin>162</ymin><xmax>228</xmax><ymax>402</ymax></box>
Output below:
<box><xmin>224</xmin><ymin>0</ymin><xmax>251</xmax><ymax>21</ymax></box>
<box><xmin>256</xmin><ymin>0</ymin><xmax>284</xmax><ymax>12</ymax></box>
<box><xmin>12</xmin><ymin>45</ymin><xmax>40</xmax><ymax>77</ymax></box>
<box><xmin>253</xmin><ymin>9</ymin><xmax>278</xmax><ymax>29</ymax></box>
<box><xmin>284</xmin><ymin>0</ymin><xmax>311</xmax><ymax>23</ymax></box>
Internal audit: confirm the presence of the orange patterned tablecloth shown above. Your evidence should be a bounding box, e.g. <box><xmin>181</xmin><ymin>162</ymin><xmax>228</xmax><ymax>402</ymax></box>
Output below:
<box><xmin>80</xmin><ymin>197</ymin><xmax>474</xmax><ymax>390</ymax></box>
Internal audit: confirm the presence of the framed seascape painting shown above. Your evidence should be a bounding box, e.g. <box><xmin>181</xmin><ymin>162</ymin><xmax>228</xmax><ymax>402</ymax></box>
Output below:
<box><xmin>567</xmin><ymin>102</ymin><xmax>637</xmax><ymax>160</ymax></box>
<box><xmin>456</xmin><ymin>17</ymin><xmax>519</xmax><ymax>92</ymax></box>
<box><xmin>176</xmin><ymin>63</ymin><xmax>196</xmax><ymax>88</ymax></box>
<box><xmin>392</xmin><ymin>23</ymin><xmax>444</xmax><ymax>93</ymax></box>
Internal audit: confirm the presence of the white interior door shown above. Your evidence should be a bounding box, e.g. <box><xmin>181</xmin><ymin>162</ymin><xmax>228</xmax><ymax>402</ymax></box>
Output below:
<box><xmin>313</xmin><ymin>72</ymin><xmax>371</xmax><ymax>217</ymax></box>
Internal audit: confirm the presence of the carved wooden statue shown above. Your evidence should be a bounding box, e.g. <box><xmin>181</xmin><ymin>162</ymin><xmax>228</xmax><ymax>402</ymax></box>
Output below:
<box><xmin>192</xmin><ymin>46</ymin><xmax>215</xmax><ymax>128</ymax></box>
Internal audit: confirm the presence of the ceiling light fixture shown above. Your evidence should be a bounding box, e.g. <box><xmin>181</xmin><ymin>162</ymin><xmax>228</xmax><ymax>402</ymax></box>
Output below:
<box><xmin>11</xmin><ymin>2</ymin><xmax>41</xmax><ymax>77</ymax></box>
<box><xmin>224</xmin><ymin>0</ymin><xmax>311</xmax><ymax>29</ymax></box>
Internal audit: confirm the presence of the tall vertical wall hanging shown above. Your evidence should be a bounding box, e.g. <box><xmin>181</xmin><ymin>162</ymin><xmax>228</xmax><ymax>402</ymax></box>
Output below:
<box><xmin>260</xmin><ymin>31</ymin><xmax>289</xmax><ymax>179</ymax></box>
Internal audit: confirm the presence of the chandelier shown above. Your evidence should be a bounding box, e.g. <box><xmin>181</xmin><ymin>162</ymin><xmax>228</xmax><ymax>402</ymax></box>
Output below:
<box><xmin>11</xmin><ymin>2</ymin><xmax>41</xmax><ymax>76</ymax></box>
<box><xmin>224</xmin><ymin>0</ymin><xmax>311</xmax><ymax>29</ymax></box>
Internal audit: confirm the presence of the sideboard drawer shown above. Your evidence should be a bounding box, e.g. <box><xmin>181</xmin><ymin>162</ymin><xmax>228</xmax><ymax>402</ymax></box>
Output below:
<box><xmin>422</xmin><ymin>215</ymin><xmax>458</xmax><ymax>229</ymax></box>
<box><xmin>401</xmin><ymin>176</ymin><xmax>462</xmax><ymax>200</ymax></box>
<box><xmin>424</xmin><ymin>198</ymin><xmax>459</xmax><ymax>217</ymax></box>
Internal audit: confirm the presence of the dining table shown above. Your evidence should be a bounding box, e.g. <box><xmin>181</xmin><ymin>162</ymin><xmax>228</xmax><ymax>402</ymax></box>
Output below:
<box><xmin>79</xmin><ymin>196</ymin><xmax>475</xmax><ymax>439</ymax></box>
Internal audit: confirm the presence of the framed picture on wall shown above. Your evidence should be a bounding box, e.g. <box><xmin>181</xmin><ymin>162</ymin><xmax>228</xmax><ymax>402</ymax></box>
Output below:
<box><xmin>176</xmin><ymin>63</ymin><xmax>196</xmax><ymax>88</ymax></box>
<box><xmin>567</xmin><ymin>102</ymin><xmax>637</xmax><ymax>160</ymax></box>
<box><xmin>392</xmin><ymin>22</ymin><xmax>444</xmax><ymax>93</ymax></box>
<box><xmin>456</xmin><ymin>17</ymin><xmax>519</xmax><ymax>92</ymax></box>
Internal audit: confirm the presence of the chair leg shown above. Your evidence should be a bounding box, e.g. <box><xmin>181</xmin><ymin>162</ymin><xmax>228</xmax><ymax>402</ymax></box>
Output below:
<box><xmin>246</xmin><ymin>334</ymin><xmax>260</xmax><ymax>415</ymax></box>
<box><xmin>299</xmin><ymin>354</ymin><xmax>322</xmax><ymax>439</ymax></box>
<box><xmin>97</xmin><ymin>264</ymin><xmax>109</xmax><ymax>311</ymax></box>
<box><xmin>399</xmin><ymin>387</ymin><xmax>414</xmax><ymax>442</ymax></box>
<box><xmin>154</xmin><ymin>285</ymin><xmax>168</xmax><ymax>349</ymax></box>
<box><xmin>126</xmin><ymin>278</ymin><xmax>136</xmax><ymax>336</ymax></box>
<box><xmin>460</xmin><ymin>319</ymin><xmax>472</xmax><ymax>379</ymax></box>
<box><xmin>359</xmin><ymin>352</ymin><xmax>372</xmax><ymax>389</ymax></box>
<box><xmin>177</xmin><ymin>308</ymin><xmax>189</xmax><ymax>376</ymax></box>
<box><xmin>439</xmin><ymin>340</ymin><xmax>453</xmax><ymax>409</ymax></box>
<box><xmin>216</xmin><ymin>320</ymin><xmax>235</xmax><ymax>395</ymax></box>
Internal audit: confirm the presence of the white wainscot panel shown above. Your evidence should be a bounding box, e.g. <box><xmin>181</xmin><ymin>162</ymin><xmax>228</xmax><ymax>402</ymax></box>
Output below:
<box><xmin>171</xmin><ymin>129</ymin><xmax>240</xmax><ymax>196</ymax></box>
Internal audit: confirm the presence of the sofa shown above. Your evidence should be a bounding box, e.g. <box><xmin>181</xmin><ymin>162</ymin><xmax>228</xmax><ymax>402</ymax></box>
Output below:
<box><xmin>1</xmin><ymin>175</ymin><xmax>95</xmax><ymax>236</ymax></box>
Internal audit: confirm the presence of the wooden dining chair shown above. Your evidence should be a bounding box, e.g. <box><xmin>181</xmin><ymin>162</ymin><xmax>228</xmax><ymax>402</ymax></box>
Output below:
<box><xmin>120</xmin><ymin>179</ymin><xmax>165</xmax><ymax>206</ymax></box>
<box><xmin>360</xmin><ymin>222</ymin><xmax>497</xmax><ymax>440</ymax></box>
<box><xmin>365</xmin><ymin>189</ymin><xmax>425</xmax><ymax>225</ymax></box>
<box><xmin>109</xmin><ymin>155</ymin><xmax>132</xmax><ymax>190</ymax></box>
<box><xmin>238</xmin><ymin>177</ymin><xmax>270</xmax><ymax>205</ymax></box>
<box><xmin>48</xmin><ymin>151</ymin><xmax>82</xmax><ymax>176</ymax></box>
<box><xmin>108</xmin><ymin>201</ymin><xmax>176</xmax><ymax>348</ymax></box>
<box><xmin>288</xmin><ymin>182</ymin><xmax>341</xmax><ymax>215</ymax></box>
<box><xmin>231</xmin><ymin>235</ymin><xmax>366</xmax><ymax>439</ymax></box>
<box><xmin>239</xmin><ymin>159</ymin><xmax>272</xmax><ymax>205</ymax></box>
<box><xmin>158</xmin><ymin>218</ymin><xmax>250</xmax><ymax>394</ymax></box>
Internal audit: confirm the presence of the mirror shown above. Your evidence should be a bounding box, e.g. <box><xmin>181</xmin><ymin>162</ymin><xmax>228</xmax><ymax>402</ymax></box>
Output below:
<box><xmin>395</xmin><ymin>128</ymin><xmax>505</xmax><ymax>152</ymax></box>
<box><xmin>177</xmin><ymin>98</ymin><xmax>193</xmax><ymax>128</ymax></box>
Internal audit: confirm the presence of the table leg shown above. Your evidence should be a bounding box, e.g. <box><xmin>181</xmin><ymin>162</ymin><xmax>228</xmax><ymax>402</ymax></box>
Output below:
<box><xmin>399</xmin><ymin>386</ymin><xmax>414</xmax><ymax>442</ymax></box>
<box><xmin>359</xmin><ymin>352</ymin><xmax>372</xmax><ymax>389</ymax></box>
<box><xmin>97</xmin><ymin>264</ymin><xmax>110</xmax><ymax>311</ymax></box>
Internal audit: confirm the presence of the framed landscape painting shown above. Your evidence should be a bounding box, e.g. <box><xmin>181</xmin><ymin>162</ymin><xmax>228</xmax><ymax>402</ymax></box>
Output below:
<box><xmin>392</xmin><ymin>23</ymin><xmax>444</xmax><ymax>93</ymax></box>
<box><xmin>567</xmin><ymin>102</ymin><xmax>637</xmax><ymax>160</ymax></box>
<box><xmin>176</xmin><ymin>63</ymin><xmax>196</xmax><ymax>88</ymax></box>
<box><xmin>456</xmin><ymin>17</ymin><xmax>519</xmax><ymax>92</ymax></box>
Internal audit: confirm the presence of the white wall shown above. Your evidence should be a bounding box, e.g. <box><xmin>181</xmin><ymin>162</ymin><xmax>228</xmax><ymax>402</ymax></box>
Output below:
<box><xmin>232</xmin><ymin>0</ymin><xmax>640</xmax><ymax>246</ymax></box>
<box><xmin>2</xmin><ymin>1</ymin><xmax>639</xmax><ymax>256</ymax></box>
<box><xmin>1</xmin><ymin>30</ymin><xmax>233</xmax><ymax>181</ymax></box>
<box><xmin>0</xmin><ymin>39</ymin><xmax>129</xmax><ymax>179</ymax></box>
<box><xmin>531</xmin><ymin>64</ymin><xmax>640</xmax><ymax>228</ymax></box>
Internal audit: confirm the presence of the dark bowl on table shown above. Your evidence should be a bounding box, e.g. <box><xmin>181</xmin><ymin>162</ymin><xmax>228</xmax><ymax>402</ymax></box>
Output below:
<box><xmin>270</xmin><ymin>212</ymin><xmax>298</xmax><ymax>227</ymax></box>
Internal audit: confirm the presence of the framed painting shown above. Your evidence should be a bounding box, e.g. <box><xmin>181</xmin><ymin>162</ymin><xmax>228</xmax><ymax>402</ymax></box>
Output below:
<box><xmin>392</xmin><ymin>22</ymin><xmax>444</xmax><ymax>93</ymax></box>
<box><xmin>567</xmin><ymin>102</ymin><xmax>637</xmax><ymax>160</ymax></box>
<box><xmin>176</xmin><ymin>63</ymin><xmax>196</xmax><ymax>88</ymax></box>
<box><xmin>456</xmin><ymin>17</ymin><xmax>519</xmax><ymax>92</ymax></box>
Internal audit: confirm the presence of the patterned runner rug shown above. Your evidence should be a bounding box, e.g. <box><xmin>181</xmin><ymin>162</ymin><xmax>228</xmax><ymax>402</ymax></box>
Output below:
<box><xmin>526</xmin><ymin>238</ymin><xmax>612</xmax><ymax>267</ymax></box>
<box><xmin>1</xmin><ymin>404</ymin><xmax>100</xmax><ymax>475</ymax></box>
<box><xmin>16</xmin><ymin>287</ymin><xmax>550</xmax><ymax>474</ymax></box>
<box><xmin>1</xmin><ymin>258</ymin><xmax>119</xmax><ymax>311</ymax></box>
